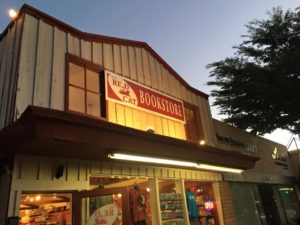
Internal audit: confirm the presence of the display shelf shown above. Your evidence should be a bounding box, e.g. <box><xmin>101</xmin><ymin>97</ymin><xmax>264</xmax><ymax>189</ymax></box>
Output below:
<box><xmin>161</xmin><ymin>218</ymin><xmax>185</xmax><ymax>222</ymax></box>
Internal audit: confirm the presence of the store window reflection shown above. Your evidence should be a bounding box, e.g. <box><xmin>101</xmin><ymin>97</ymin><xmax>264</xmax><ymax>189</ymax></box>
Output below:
<box><xmin>278</xmin><ymin>186</ymin><xmax>300</xmax><ymax>224</ymax></box>
<box><xmin>230</xmin><ymin>183</ymin><xmax>267</xmax><ymax>225</ymax></box>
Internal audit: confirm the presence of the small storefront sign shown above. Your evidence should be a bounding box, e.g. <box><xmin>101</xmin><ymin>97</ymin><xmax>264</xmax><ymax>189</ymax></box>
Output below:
<box><xmin>87</xmin><ymin>203</ymin><xmax>118</xmax><ymax>225</ymax></box>
<box><xmin>216</xmin><ymin>133</ymin><xmax>257</xmax><ymax>154</ymax></box>
<box><xmin>106</xmin><ymin>71</ymin><xmax>185</xmax><ymax>123</ymax></box>
<box><xmin>272</xmin><ymin>147</ymin><xmax>288</xmax><ymax>169</ymax></box>
<box><xmin>204</xmin><ymin>201</ymin><xmax>214</xmax><ymax>211</ymax></box>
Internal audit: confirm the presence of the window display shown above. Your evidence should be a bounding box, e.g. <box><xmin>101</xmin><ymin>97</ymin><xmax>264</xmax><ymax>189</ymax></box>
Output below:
<box><xmin>185</xmin><ymin>181</ymin><xmax>219</xmax><ymax>225</ymax></box>
<box><xmin>19</xmin><ymin>193</ymin><xmax>71</xmax><ymax>225</ymax></box>
<box><xmin>159</xmin><ymin>179</ymin><xmax>185</xmax><ymax>225</ymax></box>
<box><xmin>89</xmin><ymin>176</ymin><xmax>152</xmax><ymax>225</ymax></box>
<box><xmin>81</xmin><ymin>194</ymin><xmax>122</xmax><ymax>225</ymax></box>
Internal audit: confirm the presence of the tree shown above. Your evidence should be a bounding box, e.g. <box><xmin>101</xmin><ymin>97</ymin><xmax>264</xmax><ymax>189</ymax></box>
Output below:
<box><xmin>207</xmin><ymin>7</ymin><xmax>300</xmax><ymax>135</ymax></box>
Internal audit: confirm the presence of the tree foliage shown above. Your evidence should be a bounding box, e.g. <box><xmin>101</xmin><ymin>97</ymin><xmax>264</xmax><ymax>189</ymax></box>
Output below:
<box><xmin>207</xmin><ymin>7</ymin><xmax>300</xmax><ymax>135</ymax></box>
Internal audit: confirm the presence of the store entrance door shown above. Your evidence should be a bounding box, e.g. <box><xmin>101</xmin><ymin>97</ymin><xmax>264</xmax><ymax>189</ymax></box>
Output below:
<box><xmin>258</xmin><ymin>186</ymin><xmax>282</xmax><ymax>225</ymax></box>
<box><xmin>74</xmin><ymin>187</ymin><xmax>130</xmax><ymax>225</ymax></box>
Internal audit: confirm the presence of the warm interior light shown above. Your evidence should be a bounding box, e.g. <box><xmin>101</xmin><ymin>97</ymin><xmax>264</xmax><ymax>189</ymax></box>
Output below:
<box><xmin>108</xmin><ymin>153</ymin><xmax>196</xmax><ymax>167</ymax></box>
<box><xmin>199</xmin><ymin>140</ymin><xmax>206</xmax><ymax>145</ymax></box>
<box><xmin>35</xmin><ymin>195</ymin><xmax>41</xmax><ymax>201</ymax></box>
<box><xmin>196</xmin><ymin>164</ymin><xmax>243</xmax><ymax>173</ymax></box>
<box><xmin>8</xmin><ymin>9</ymin><xmax>17</xmax><ymax>18</ymax></box>
<box><xmin>146</xmin><ymin>188</ymin><xmax>150</xmax><ymax>192</ymax></box>
<box><xmin>108</xmin><ymin>153</ymin><xmax>243</xmax><ymax>174</ymax></box>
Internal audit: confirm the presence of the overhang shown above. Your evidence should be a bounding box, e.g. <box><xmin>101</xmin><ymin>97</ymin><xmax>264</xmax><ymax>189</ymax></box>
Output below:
<box><xmin>0</xmin><ymin>106</ymin><xmax>259</xmax><ymax>170</ymax></box>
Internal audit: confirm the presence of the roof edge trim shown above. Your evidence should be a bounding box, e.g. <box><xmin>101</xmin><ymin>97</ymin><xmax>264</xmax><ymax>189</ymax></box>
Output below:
<box><xmin>3</xmin><ymin>3</ymin><xmax>209</xmax><ymax>99</ymax></box>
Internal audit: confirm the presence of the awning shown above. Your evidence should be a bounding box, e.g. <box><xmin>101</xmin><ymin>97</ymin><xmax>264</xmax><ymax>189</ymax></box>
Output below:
<box><xmin>0</xmin><ymin>106</ymin><xmax>259</xmax><ymax>170</ymax></box>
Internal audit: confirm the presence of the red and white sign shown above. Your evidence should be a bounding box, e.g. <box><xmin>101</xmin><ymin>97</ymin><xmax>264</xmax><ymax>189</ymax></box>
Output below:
<box><xmin>86</xmin><ymin>203</ymin><xmax>118</xmax><ymax>225</ymax></box>
<box><xmin>106</xmin><ymin>71</ymin><xmax>185</xmax><ymax>123</ymax></box>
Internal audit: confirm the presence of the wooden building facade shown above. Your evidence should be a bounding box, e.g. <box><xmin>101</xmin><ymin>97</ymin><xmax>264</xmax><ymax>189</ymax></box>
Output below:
<box><xmin>0</xmin><ymin>4</ymin><xmax>297</xmax><ymax>225</ymax></box>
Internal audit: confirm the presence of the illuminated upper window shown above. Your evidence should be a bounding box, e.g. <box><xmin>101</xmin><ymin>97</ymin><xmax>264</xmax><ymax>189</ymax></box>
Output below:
<box><xmin>184</xmin><ymin>103</ymin><xmax>203</xmax><ymax>143</ymax></box>
<box><xmin>67</xmin><ymin>56</ymin><xmax>106</xmax><ymax>118</ymax></box>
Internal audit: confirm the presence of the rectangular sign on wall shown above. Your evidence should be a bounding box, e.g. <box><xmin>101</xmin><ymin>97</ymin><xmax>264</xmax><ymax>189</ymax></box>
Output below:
<box><xmin>105</xmin><ymin>71</ymin><xmax>185</xmax><ymax>123</ymax></box>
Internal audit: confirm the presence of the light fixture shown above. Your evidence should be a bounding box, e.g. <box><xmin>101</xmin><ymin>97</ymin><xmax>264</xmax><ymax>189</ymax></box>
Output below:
<box><xmin>108</xmin><ymin>153</ymin><xmax>196</xmax><ymax>168</ymax></box>
<box><xmin>35</xmin><ymin>195</ymin><xmax>41</xmax><ymax>201</ymax></box>
<box><xmin>146</xmin><ymin>188</ymin><xmax>150</xmax><ymax>192</ymax></box>
<box><xmin>8</xmin><ymin>9</ymin><xmax>17</xmax><ymax>18</ymax></box>
<box><xmin>108</xmin><ymin>153</ymin><xmax>243</xmax><ymax>174</ymax></box>
<box><xmin>279</xmin><ymin>187</ymin><xmax>293</xmax><ymax>191</ymax></box>
<box><xmin>146</xmin><ymin>126</ymin><xmax>155</xmax><ymax>133</ymax></box>
<box><xmin>199</xmin><ymin>140</ymin><xmax>206</xmax><ymax>145</ymax></box>
<box><xmin>196</xmin><ymin>164</ymin><xmax>243</xmax><ymax>173</ymax></box>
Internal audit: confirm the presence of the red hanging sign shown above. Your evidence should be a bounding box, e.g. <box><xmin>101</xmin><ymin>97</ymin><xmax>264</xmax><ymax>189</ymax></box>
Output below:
<box><xmin>106</xmin><ymin>71</ymin><xmax>185</xmax><ymax>123</ymax></box>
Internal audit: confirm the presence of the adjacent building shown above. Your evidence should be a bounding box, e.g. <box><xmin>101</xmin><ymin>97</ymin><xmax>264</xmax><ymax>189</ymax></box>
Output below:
<box><xmin>0</xmin><ymin>4</ymin><xmax>299</xmax><ymax>225</ymax></box>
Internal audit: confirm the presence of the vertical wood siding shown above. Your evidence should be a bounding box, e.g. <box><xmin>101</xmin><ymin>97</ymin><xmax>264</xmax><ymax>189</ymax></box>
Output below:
<box><xmin>33</xmin><ymin>20</ymin><xmax>53</xmax><ymax>108</ymax></box>
<box><xmin>0</xmin><ymin>17</ymin><xmax>22</xmax><ymax>128</ymax></box>
<box><xmin>219</xmin><ymin>182</ymin><xmax>237</xmax><ymax>225</ymax></box>
<box><xmin>15</xmin><ymin>14</ymin><xmax>38</xmax><ymax>119</ymax></box>
<box><xmin>50</xmin><ymin>27</ymin><xmax>66</xmax><ymax>110</ymax></box>
<box><xmin>1</xmin><ymin>24</ymin><xmax>16</xmax><ymax>125</ymax></box>
<box><xmin>8</xmin><ymin>154</ymin><xmax>221</xmax><ymax>216</ymax></box>
<box><xmin>12</xmin><ymin>12</ymin><xmax>217</xmax><ymax>145</ymax></box>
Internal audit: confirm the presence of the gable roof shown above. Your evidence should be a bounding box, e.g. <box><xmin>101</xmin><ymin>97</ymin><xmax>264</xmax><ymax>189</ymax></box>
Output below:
<box><xmin>1</xmin><ymin>4</ymin><xmax>209</xmax><ymax>99</ymax></box>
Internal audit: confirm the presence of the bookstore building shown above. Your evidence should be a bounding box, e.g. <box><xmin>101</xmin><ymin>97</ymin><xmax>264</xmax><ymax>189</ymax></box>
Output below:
<box><xmin>0</xmin><ymin>4</ymin><xmax>299</xmax><ymax>225</ymax></box>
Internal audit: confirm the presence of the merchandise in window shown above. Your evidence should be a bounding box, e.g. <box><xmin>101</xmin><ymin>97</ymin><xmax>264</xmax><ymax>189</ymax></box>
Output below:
<box><xmin>185</xmin><ymin>181</ymin><xmax>219</xmax><ymax>225</ymax></box>
<box><xmin>88</xmin><ymin>176</ymin><xmax>152</xmax><ymax>225</ymax></box>
<box><xmin>19</xmin><ymin>193</ymin><xmax>72</xmax><ymax>225</ymax></box>
<box><xmin>159</xmin><ymin>179</ymin><xmax>185</xmax><ymax>225</ymax></box>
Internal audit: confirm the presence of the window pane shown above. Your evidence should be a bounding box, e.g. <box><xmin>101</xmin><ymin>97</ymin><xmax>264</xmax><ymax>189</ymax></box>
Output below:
<box><xmin>69</xmin><ymin>63</ymin><xmax>85</xmax><ymax>88</ymax></box>
<box><xmin>69</xmin><ymin>86</ymin><xmax>85</xmax><ymax>113</ymax></box>
<box><xmin>86</xmin><ymin>69</ymin><xmax>99</xmax><ymax>93</ymax></box>
<box><xmin>19</xmin><ymin>193</ymin><xmax>72</xmax><ymax>225</ymax></box>
<box><xmin>87</xmin><ymin>91</ymin><xmax>100</xmax><ymax>117</ymax></box>
<box><xmin>81</xmin><ymin>195</ymin><xmax>122</xmax><ymax>225</ymax></box>
<box><xmin>278</xmin><ymin>186</ymin><xmax>300</xmax><ymax>224</ymax></box>
<box><xmin>185</xmin><ymin>107</ymin><xmax>198</xmax><ymax>142</ymax></box>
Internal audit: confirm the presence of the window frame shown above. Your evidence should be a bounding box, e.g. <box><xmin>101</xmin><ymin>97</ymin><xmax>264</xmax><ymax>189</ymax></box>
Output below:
<box><xmin>183</xmin><ymin>101</ymin><xmax>205</xmax><ymax>143</ymax></box>
<box><xmin>65</xmin><ymin>54</ymin><xmax>107</xmax><ymax>119</ymax></box>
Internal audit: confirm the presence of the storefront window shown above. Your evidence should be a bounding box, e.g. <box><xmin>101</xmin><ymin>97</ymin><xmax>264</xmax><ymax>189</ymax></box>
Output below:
<box><xmin>184</xmin><ymin>181</ymin><xmax>219</xmax><ymax>225</ymax></box>
<box><xmin>230</xmin><ymin>183</ymin><xmax>267</xmax><ymax>225</ymax></box>
<box><xmin>278</xmin><ymin>186</ymin><xmax>300</xmax><ymax>224</ymax></box>
<box><xmin>89</xmin><ymin>176</ymin><xmax>152</xmax><ymax>225</ymax></box>
<box><xmin>67</xmin><ymin>56</ymin><xmax>106</xmax><ymax>119</ymax></box>
<box><xmin>158</xmin><ymin>179</ymin><xmax>185</xmax><ymax>225</ymax></box>
<box><xmin>81</xmin><ymin>194</ymin><xmax>122</xmax><ymax>225</ymax></box>
<box><xmin>19</xmin><ymin>193</ymin><xmax>72</xmax><ymax>225</ymax></box>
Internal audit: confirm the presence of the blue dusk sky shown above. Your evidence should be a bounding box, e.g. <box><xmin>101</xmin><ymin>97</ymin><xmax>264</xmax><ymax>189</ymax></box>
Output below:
<box><xmin>0</xmin><ymin>0</ymin><xmax>299</xmax><ymax>148</ymax></box>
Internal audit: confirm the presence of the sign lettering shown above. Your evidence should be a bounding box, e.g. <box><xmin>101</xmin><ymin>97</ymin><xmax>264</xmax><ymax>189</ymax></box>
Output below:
<box><xmin>106</xmin><ymin>71</ymin><xmax>185</xmax><ymax>123</ymax></box>
<box><xmin>86</xmin><ymin>203</ymin><xmax>118</xmax><ymax>225</ymax></box>
<box><xmin>216</xmin><ymin>133</ymin><xmax>257</xmax><ymax>154</ymax></box>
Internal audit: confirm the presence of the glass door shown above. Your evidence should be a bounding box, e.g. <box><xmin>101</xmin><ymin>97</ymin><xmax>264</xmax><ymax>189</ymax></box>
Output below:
<box><xmin>74</xmin><ymin>187</ymin><xmax>130</xmax><ymax>225</ymax></box>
